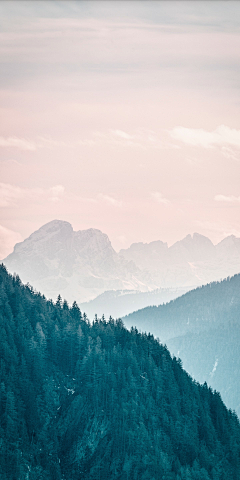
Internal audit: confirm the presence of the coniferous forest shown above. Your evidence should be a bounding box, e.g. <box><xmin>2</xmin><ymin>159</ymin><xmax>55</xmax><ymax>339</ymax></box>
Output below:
<box><xmin>1</xmin><ymin>264</ymin><xmax>240</xmax><ymax>480</ymax></box>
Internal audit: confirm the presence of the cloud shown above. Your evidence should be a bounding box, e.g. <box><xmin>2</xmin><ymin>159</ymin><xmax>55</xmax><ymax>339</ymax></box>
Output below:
<box><xmin>0</xmin><ymin>183</ymin><xmax>25</xmax><ymax>207</ymax></box>
<box><xmin>0</xmin><ymin>183</ymin><xmax>65</xmax><ymax>207</ymax></box>
<box><xmin>221</xmin><ymin>146</ymin><xmax>240</xmax><ymax>161</ymax></box>
<box><xmin>170</xmin><ymin>125</ymin><xmax>240</xmax><ymax>149</ymax></box>
<box><xmin>102</xmin><ymin>129</ymin><xmax>177</xmax><ymax>150</ymax></box>
<box><xmin>214</xmin><ymin>194</ymin><xmax>240</xmax><ymax>203</ymax></box>
<box><xmin>98</xmin><ymin>194</ymin><xmax>122</xmax><ymax>207</ymax></box>
<box><xmin>151</xmin><ymin>192</ymin><xmax>170</xmax><ymax>205</ymax></box>
<box><xmin>111</xmin><ymin>130</ymin><xmax>134</xmax><ymax>140</ymax></box>
<box><xmin>49</xmin><ymin>185</ymin><xmax>65</xmax><ymax>202</ymax></box>
<box><xmin>0</xmin><ymin>136</ymin><xmax>36</xmax><ymax>151</ymax></box>
<box><xmin>108</xmin><ymin>130</ymin><xmax>144</xmax><ymax>149</ymax></box>
<box><xmin>37</xmin><ymin>137</ymin><xmax>96</xmax><ymax>148</ymax></box>
<box><xmin>0</xmin><ymin>224</ymin><xmax>23</xmax><ymax>259</ymax></box>
<box><xmin>0</xmin><ymin>135</ymin><xmax>93</xmax><ymax>152</ymax></box>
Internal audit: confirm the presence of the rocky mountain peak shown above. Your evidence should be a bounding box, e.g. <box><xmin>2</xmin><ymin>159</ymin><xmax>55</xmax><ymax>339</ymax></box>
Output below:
<box><xmin>14</xmin><ymin>219</ymin><xmax>72</xmax><ymax>250</ymax></box>
<box><xmin>3</xmin><ymin>220</ymin><xmax>148</xmax><ymax>303</ymax></box>
<box><xmin>169</xmin><ymin>233</ymin><xmax>214</xmax><ymax>261</ymax></box>
<box><xmin>3</xmin><ymin>222</ymin><xmax>240</xmax><ymax>305</ymax></box>
<box><xmin>216</xmin><ymin>235</ymin><xmax>240</xmax><ymax>255</ymax></box>
<box><xmin>192</xmin><ymin>232</ymin><xmax>214</xmax><ymax>246</ymax></box>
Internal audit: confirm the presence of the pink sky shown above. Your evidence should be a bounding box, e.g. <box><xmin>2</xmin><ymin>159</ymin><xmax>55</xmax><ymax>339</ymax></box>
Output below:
<box><xmin>0</xmin><ymin>1</ymin><xmax>240</xmax><ymax>258</ymax></box>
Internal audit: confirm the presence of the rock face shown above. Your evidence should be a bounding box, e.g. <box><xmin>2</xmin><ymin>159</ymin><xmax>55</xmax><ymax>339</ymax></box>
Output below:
<box><xmin>120</xmin><ymin>232</ymin><xmax>240</xmax><ymax>288</ymax></box>
<box><xmin>3</xmin><ymin>220</ymin><xmax>149</xmax><ymax>303</ymax></box>
<box><xmin>3</xmin><ymin>220</ymin><xmax>240</xmax><ymax>306</ymax></box>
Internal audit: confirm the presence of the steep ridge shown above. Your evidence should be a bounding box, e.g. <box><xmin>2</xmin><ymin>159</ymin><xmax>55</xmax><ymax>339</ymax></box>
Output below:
<box><xmin>123</xmin><ymin>274</ymin><xmax>240</xmax><ymax>341</ymax></box>
<box><xmin>123</xmin><ymin>274</ymin><xmax>240</xmax><ymax>414</ymax></box>
<box><xmin>0</xmin><ymin>264</ymin><xmax>240</xmax><ymax>480</ymax></box>
<box><xmin>167</xmin><ymin>323</ymin><xmax>240</xmax><ymax>416</ymax></box>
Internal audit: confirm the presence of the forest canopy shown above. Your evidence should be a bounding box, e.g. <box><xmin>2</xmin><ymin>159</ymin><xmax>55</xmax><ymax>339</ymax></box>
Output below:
<box><xmin>0</xmin><ymin>263</ymin><xmax>240</xmax><ymax>480</ymax></box>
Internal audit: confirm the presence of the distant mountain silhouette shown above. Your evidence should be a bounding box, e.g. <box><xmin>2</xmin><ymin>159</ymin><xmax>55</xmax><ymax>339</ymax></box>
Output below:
<box><xmin>80</xmin><ymin>286</ymin><xmax>191</xmax><ymax>320</ymax></box>
<box><xmin>120</xmin><ymin>232</ymin><xmax>240</xmax><ymax>288</ymax></box>
<box><xmin>3</xmin><ymin>220</ymin><xmax>151</xmax><ymax>303</ymax></box>
<box><xmin>3</xmin><ymin>220</ymin><xmax>240</xmax><ymax>308</ymax></box>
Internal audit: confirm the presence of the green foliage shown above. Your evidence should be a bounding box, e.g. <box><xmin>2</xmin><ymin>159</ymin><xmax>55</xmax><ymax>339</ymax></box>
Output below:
<box><xmin>0</xmin><ymin>264</ymin><xmax>240</xmax><ymax>479</ymax></box>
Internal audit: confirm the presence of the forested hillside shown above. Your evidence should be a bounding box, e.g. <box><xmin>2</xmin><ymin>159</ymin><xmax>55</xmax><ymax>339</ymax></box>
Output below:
<box><xmin>123</xmin><ymin>274</ymin><xmax>240</xmax><ymax>415</ymax></box>
<box><xmin>167</xmin><ymin>323</ymin><xmax>240</xmax><ymax>416</ymax></box>
<box><xmin>123</xmin><ymin>274</ymin><xmax>240</xmax><ymax>341</ymax></box>
<box><xmin>1</xmin><ymin>264</ymin><xmax>240</xmax><ymax>480</ymax></box>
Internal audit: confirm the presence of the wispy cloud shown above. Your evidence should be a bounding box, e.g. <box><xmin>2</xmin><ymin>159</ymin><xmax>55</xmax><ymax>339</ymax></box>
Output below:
<box><xmin>111</xmin><ymin>130</ymin><xmax>134</xmax><ymax>140</ymax></box>
<box><xmin>49</xmin><ymin>185</ymin><xmax>65</xmax><ymax>202</ymax></box>
<box><xmin>0</xmin><ymin>183</ymin><xmax>25</xmax><ymax>207</ymax></box>
<box><xmin>0</xmin><ymin>135</ymin><xmax>96</xmax><ymax>152</ymax></box>
<box><xmin>0</xmin><ymin>183</ymin><xmax>65</xmax><ymax>207</ymax></box>
<box><xmin>221</xmin><ymin>146</ymin><xmax>240</xmax><ymax>161</ymax></box>
<box><xmin>151</xmin><ymin>192</ymin><xmax>170</xmax><ymax>205</ymax></box>
<box><xmin>95</xmin><ymin>129</ymin><xmax>177</xmax><ymax>150</ymax></box>
<box><xmin>214</xmin><ymin>194</ymin><xmax>240</xmax><ymax>203</ymax></box>
<box><xmin>98</xmin><ymin>193</ymin><xmax>123</xmax><ymax>207</ymax></box>
<box><xmin>0</xmin><ymin>136</ymin><xmax>36</xmax><ymax>151</ymax></box>
<box><xmin>170</xmin><ymin>125</ymin><xmax>240</xmax><ymax>150</ymax></box>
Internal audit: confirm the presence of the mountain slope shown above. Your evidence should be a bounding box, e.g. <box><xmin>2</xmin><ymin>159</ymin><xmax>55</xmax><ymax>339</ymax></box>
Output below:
<box><xmin>1</xmin><ymin>264</ymin><xmax>240</xmax><ymax>480</ymax></box>
<box><xmin>123</xmin><ymin>274</ymin><xmax>240</xmax><ymax>341</ymax></box>
<box><xmin>3</xmin><ymin>220</ymin><xmax>150</xmax><ymax>303</ymax></box>
<box><xmin>3</xmin><ymin>222</ymin><xmax>240</xmax><ymax>310</ymax></box>
<box><xmin>167</xmin><ymin>323</ymin><xmax>240</xmax><ymax>416</ymax></box>
<box><xmin>123</xmin><ymin>274</ymin><xmax>240</xmax><ymax>414</ymax></box>
<box><xmin>80</xmin><ymin>286</ymin><xmax>191</xmax><ymax>320</ymax></box>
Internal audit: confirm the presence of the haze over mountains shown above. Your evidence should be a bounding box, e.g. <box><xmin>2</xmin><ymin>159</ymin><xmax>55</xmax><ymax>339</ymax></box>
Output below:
<box><xmin>80</xmin><ymin>286</ymin><xmax>190</xmax><ymax>320</ymax></box>
<box><xmin>120</xmin><ymin>233</ymin><xmax>240</xmax><ymax>289</ymax></box>
<box><xmin>3</xmin><ymin>220</ymin><xmax>148</xmax><ymax>304</ymax></box>
<box><xmin>123</xmin><ymin>274</ymin><xmax>240</xmax><ymax>415</ymax></box>
<box><xmin>3</xmin><ymin>220</ymin><xmax>240</xmax><ymax>313</ymax></box>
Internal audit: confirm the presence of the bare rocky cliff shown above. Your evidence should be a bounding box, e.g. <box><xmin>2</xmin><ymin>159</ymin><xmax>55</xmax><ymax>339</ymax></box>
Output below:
<box><xmin>3</xmin><ymin>221</ymin><xmax>240</xmax><ymax>306</ymax></box>
<box><xmin>3</xmin><ymin>220</ymin><xmax>150</xmax><ymax>303</ymax></box>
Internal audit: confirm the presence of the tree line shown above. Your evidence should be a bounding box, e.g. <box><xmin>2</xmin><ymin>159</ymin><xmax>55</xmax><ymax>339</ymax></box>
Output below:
<box><xmin>0</xmin><ymin>264</ymin><xmax>240</xmax><ymax>479</ymax></box>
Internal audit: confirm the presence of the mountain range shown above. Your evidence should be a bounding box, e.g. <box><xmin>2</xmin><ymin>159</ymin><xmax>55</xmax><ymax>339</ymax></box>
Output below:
<box><xmin>119</xmin><ymin>232</ymin><xmax>240</xmax><ymax>289</ymax></box>
<box><xmin>3</xmin><ymin>220</ymin><xmax>240</xmax><ymax>309</ymax></box>
<box><xmin>2</xmin><ymin>220</ymin><xmax>149</xmax><ymax>303</ymax></box>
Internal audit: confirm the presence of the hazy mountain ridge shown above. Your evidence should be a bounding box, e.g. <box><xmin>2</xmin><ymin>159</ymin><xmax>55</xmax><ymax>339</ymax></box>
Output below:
<box><xmin>3</xmin><ymin>220</ymin><xmax>153</xmax><ymax>303</ymax></box>
<box><xmin>123</xmin><ymin>273</ymin><xmax>240</xmax><ymax>414</ymax></box>
<box><xmin>120</xmin><ymin>232</ymin><xmax>240</xmax><ymax>288</ymax></box>
<box><xmin>123</xmin><ymin>274</ymin><xmax>240</xmax><ymax>341</ymax></box>
<box><xmin>80</xmin><ymin>286</ymin><xmax>191</xmax><ymax>319</ymax></box>
<box><xmin>3</xmin><ymin>220</ymin><xmax>240</xmax><ymax>307</ymax></box>
<box><xmin>167</xmin><ymin>323</ymin><xmax>240</xmax><ymax>416</ymax></box>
